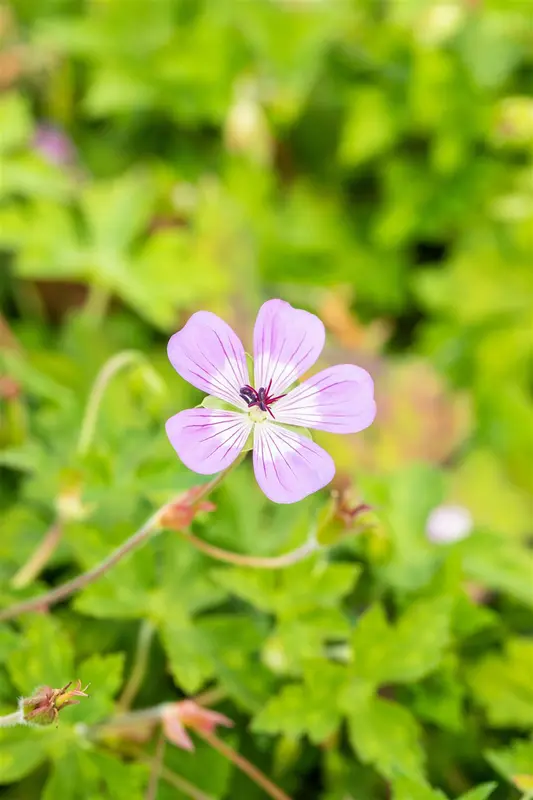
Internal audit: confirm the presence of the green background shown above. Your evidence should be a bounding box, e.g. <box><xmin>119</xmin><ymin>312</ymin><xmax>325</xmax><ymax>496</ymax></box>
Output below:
<box><xmin>0</xmin><ymin>0</ymin><xmax>532</xmax><ymax>798</ymax></box>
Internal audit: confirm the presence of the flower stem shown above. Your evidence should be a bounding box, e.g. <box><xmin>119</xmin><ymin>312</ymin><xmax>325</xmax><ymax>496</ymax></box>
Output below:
<box><xmin>0</xmin><ymin>471</ymin><xmax>230</xmax><ymax>624</ymax></box>
<box><xmin>0</xmin><ymin>507</ymin><xmax>161</xmax><ymax>623</ymax></box>
<box><xmin>193</xmin><ymin>686</ymin><xmax>227</xmax><ymax>708</ymax></box>
<box><xmin>135</xmin><ymin>747</ymin><xmax>213</xmax><ymax>800</ymax></box>
<box><xmin>118</xmin><ymin>620</ymin><xmax>156</xmax><ymax>712</ymax></box>
<box><xmin>0</xmin><ymin>710</ymin><xmax>24</xmax><ymax>727</ymax></box>
<box><xmin>77</xmin><ymin>350</ymin><xmax>154</xmax><ymax>457</ymax></box>
<box><xmin>196</xmin><ymin>729</ymin><xmax>292</xmax><ymax>800</ymax></box>
<box><xmin>145</xmin><ymin>728</ymin><xmax>165</xmax><ymax>800</ymax></box>
<box><xmin>178</xmin><ymin>530</ymin><xmax>317</xmax><ymax>569</ymax></box>
<box><xmin>11</xmin><ymin>518</ymin><xmax>63</xmax><ymax>589</ymax></box>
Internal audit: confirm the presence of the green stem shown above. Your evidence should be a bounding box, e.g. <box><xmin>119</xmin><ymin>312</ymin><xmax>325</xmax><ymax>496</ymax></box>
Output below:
<box><xmin>145</xmin><ymin>728</ymin><xmax>165</xmax><ymax>800</ymax></box>
<box><xmin>196</xmin><ymin>729</ymin><xmax>292</xmax><ymax>800</ymax></box>
<box><xmin>136</xmin><ymin>747</ymin><xmax>214</xmax><ymax>800</ymax></box>
<box><xmin>77</xmin><ymin>350</ymin><xmax>154</xmax><ymax>457</ymax></box>
<box><xmin>11</xmin><ymin>518</ymin><xmax>64</xmax><ymax>589</ymax></box>
<box><xmin>0</xmin><ymin>469</ymin><xmax>226</xmax><ymax>623</ymax></box>
<box><xmin>178</xmin><ymin>530</ymin><xmax>317</xmax><ymax>569</ymax></box>
<box><xmin>193</xmin><ymin>686</ymin><xmax>227</xmax><ymax>708</ymax></box>
<box><xmin>118</xmin><ymin>620</ymin><xmax>156</xmax><ymax>712</ymax></box>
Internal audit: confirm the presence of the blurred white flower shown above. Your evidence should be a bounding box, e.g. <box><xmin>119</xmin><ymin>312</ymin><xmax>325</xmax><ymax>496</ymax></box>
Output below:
<box><xmin>426</xmin><ymin>504</ymin><xmax>473</xmax><ymax>544</ymax></box>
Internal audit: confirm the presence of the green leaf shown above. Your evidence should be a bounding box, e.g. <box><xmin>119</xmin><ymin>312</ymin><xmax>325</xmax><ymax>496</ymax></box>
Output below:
<box><xmin>458</xmin><ymin>785</ymin><xmax>497</xmax><ymax>800</ymax></box>
<box><xmin>486</xmin><ymin>737</ymin><xmax>533</xmax><ymax>787</ymax></box>
<box><xmin>196</xmin><ymin>614</ymin><xmax>273</xmax><ymax>711</ymax></box>
<box><xmin>214</xmin><ymin>555</ymin><xmax>361</xmax><ymax>618</ymax></box>
<box><xmin>350</xmin><ymin>604</ymin><xmax>392</xmax><ymax>684</ymax></box>
<box><xmin>7</xmin><ymin>615</ymin><xmax>74</xmax><ymax>694</ymax></box>
<box><xmin>382</xmin><ymin>464</ymin><xmax>444</xmax><ymax>590</ymax></box>
<box><xmin>80</xmin><ymin>170</ymin><xmax>157</xmax><ymax>254</ymax></box>
<box><xmin>458</xmin><ymin>533</ymin><xmax>533</xmax><ymax>608</ymax></box>
<box><xmin>467</xmin><ymin>638</ymin><xmax>533</xmax><ymax>728</ymax></box>
<box><xmin>409</xmin><ymin>663</ymin><xmax>465</xmax><ymax>733</ymax></box>
<box><xmin>349</xmin><ymin>597</ymin><xmax>451</xmax><ymax>687</ymax></box>
<box><xmin>347</xmin><ymin>697</ymin><xmax>425</xmax><ymax>780</ymax></box>
<box><xmin>392</xmin><ymin>775</ymin><xmax>447</xmax><ymax>800</ymax></box>
<box><xmin>67</xmin><ymin>653</ymin><xmax>124</xmax><ymax>724</ymax></box>
<box><xmin>159</xmin><ymin>620</ymin><xmax>214</xmax><ymax>694</ymax></box>
<box><xmin>44</xmin><ymin>746</ymin><xmax>148</xmax><ymax>800</ymax></box>
<box><xmin>253</xmin><ymin>660</ymin><xmax>347</xmax><ymax>744</ymax></box>
<box><xmin>385</xmin><ymin>596</ymin><xmax>452</xmax><ymax>683</ymax></box>
<box><xmin>264</xmin><ymin>608</ymin><xmax>351</xmax><ymax>676</ymax></box>
<box><xmin>0</xmin><ymin>92</ymin><xmax>33</xmax><ymax>153</ymax></box>
<box><xmin>0</xmin><ymin>626</ymin><xmax>20</xmax><ymax>660</ymax></box>
<box><xmin>0</xmin><ymin>731</ymin><xmax>48</xmax><ymax>784</ymax></box>
<box><xmin>339</xmin><ymin>88</ymin><xmax>399</xmax><ymax>166</ymax></box>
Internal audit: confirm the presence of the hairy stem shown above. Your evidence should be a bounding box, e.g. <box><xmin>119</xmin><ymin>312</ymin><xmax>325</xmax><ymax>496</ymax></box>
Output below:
<box><xmin>178</xmin><ymin>530</ymin><xmax>317</xmax><ymax>569</ymax></box>
<box><xmin>196</xmin><ymin>730</ymin><xmax>292</xmax><ymax>800</ymax></box>
<box><xmin>0</xmin><ymin>507</ymin><xmax>161</xmax><ymax>623</ymax></box>
<box><xmin>11</xmin><ymin>518</ymin><xmax>63</xmax><ymax>589</ymax></box>
<box><xmin>77</xmin><ymin>350</ymin><xmax>153</xmax><ymax>457</ymax></box>
<box><xmin>118</xmin><ymin>620</ymin><xmax>156</xmax><ymax>712</ymax></box>
<box><xmin>0</xmin><ymin>469</ymin><xmax>227</xmax><ymax>623</ymax></box>
<box><xmin>0</xmin><ymin>710</ymin><xmax>24</xmax><ymax>728</ymax></box>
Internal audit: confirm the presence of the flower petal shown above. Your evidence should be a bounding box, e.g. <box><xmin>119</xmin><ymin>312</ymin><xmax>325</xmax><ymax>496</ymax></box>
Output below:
<box><xmin>166</xmin><ymin>408</ymin><xmax>252</xmax><ymax>475</ymax></box>
<box><xmin>253</xmin><ymin>423</ymin><xmax>335</xmax><ymax>503</ymax></box>
<box><xmin>163</xmin><ymin>715</ymin><xmax>195</xmax><ymax>752</ymax></box>
<box><xmin>168</xmin><ymin>311</ymin><xmax>249</xmax><ymax>408</ymax></box>
<box><xmin>253</xmin><ymin>299</ymin><xmax>325</xmax><ymax>395</ymax></box>
<box><xmin>272</xmin><ymin>364</ymin><xmax>376</xmax><ymax>433</ymax></box>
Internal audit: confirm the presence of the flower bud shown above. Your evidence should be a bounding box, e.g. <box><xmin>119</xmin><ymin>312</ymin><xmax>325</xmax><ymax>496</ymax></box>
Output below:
<box><xmin>20</xmin><ymin>680</ymin><xmax>89</xmax><ymax>726</ymax></box>
<box><xmin>158</xmin><ymin>487</ymin><xmax>216</xmax><ymax>530</ymax></box>
<box><xmin>33</xmin><ymin>124</ymin><xmax>77</xmax><ymax>167</ymax></box>
<box><xmin>55</xmin><ymin>470</ymin><xmax>91</xmax><ymax>522</ymax></box>
<box><xmin>162</xmin><ymin>701</ymin><xmax>233</xmax><ymax>752</ymax></box>
<box><xmin>316</xmin><ymin>488</ymin><xmax>376</xmax><ymax>546</ymax></box>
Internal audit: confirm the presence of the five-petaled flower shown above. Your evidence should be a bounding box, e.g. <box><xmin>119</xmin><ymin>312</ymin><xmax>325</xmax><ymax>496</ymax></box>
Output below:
<box><xmin>166</xmin><ymin>299</ymin><xmax>376</xmax><ymax>504</ymax></box>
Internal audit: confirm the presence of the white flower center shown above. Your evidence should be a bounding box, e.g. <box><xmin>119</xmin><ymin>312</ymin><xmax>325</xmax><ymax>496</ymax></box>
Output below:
<box><xmin>249</xmin><ymin>406</ymin><xmax>269</xmax><ymax>423</ymax></box>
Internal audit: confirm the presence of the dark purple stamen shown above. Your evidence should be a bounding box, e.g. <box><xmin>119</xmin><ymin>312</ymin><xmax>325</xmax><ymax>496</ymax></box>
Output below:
<box><xmin>239</xmin><ymin>379</ymin><xmax>286</xmax><ymax>419</ymax></box>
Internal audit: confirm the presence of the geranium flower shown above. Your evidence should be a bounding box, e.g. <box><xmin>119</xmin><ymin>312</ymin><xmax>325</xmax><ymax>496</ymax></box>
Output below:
<box><xmin>166</xmin><ymin>300</ymin><xmax>376</xmax><ymax>504</ymax></box>
<box><xmin>162</xmin><ymin>701</ymin><xmax>233</xmax><ymax>752</ymax></box>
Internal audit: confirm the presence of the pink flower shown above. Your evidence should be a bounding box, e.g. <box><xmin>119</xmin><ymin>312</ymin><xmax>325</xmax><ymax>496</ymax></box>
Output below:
<box><xmin>166</xmin><ymin>300</ymin><xmax>376</xmax><ymax>504</ymax></box>
<box><xmin>162</xmin><ymin>701</ymin><xmax>233</xmax><ymax>752</ymax></box>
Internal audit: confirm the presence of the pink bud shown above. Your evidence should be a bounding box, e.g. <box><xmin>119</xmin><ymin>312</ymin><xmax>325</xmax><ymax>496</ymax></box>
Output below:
<box><xmin>158</xmin><ymin>487</ymin><xmax>216</xmax><ymax>530</ymax></box>
<box><xmin>162</xmin><ymin>701</ymin><xmax>233</xmax><ymax>752</ymax></box>
<box><xmin>21</xmin><ymin>680</ymin><xmax>89</xmax><ymax>726</ymax></box>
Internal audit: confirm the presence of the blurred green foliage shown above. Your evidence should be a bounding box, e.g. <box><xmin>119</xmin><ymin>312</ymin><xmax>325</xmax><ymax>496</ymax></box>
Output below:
<box><xmin>1</xmin><ymin>0</ymin><xmax>532</xmax><ymax>798</ymax></box>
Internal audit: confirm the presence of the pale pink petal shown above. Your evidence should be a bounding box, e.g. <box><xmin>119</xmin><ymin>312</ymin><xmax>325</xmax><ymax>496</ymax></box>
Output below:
<box><xmin>253</xmin><ymin>423</ymin><xmax>335</xmax><ymax>504</ymax></box>
<box><xmin>168</xmin><ymin>311</ymin><xmax>249</xmax><ymax>408</ymax></box>
<box><xmin>272</xmin><ymin>365</ymin><xmax>376</xmax><ymax>433</ymax></box>
<box><xmin>163</xmin><ymin>716</ymin><xmax>195</xmax><ymax>751</ymax></box>
<box><xmin>253</xmin><ymin>299</ymin><xmax>325</xmax><ymax>396</ymax></box>
<box><xmin>166</xmin><ymin>409</ymin><xmax>252</xmax><ymax>475</ymax></box>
